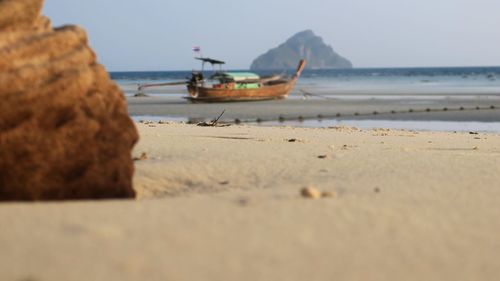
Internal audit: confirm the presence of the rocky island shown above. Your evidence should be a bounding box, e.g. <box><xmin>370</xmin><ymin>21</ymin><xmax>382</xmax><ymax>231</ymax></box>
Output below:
<box><xmin>250</xmin><ymin>30</ymin><xmax>352</xmax><ymax>70</ymax></box>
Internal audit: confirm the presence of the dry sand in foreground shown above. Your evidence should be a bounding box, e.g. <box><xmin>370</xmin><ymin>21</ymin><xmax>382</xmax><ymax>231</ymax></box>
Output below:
<box><xmin>1</xmin><ymin>122</ymin><xmax>500</xmax><ymax>281</ymax></box>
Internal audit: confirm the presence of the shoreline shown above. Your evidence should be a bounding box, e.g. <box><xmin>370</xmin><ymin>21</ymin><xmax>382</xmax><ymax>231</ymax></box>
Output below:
<box><xmin>132</xmin><ymin>117</ymin><xmax>500</xmax><ymax>133</ymax></box>
<box><xmin>126</xmin><ymin>95</ymin><xmax>500</xmax><ymax>125</ymax></box>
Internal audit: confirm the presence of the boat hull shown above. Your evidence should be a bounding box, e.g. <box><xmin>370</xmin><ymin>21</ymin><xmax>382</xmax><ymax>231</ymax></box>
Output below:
<box><xmin>187</xmin><ymin>80</ymin><xmax>297</xmax><ymax>103</ymax></box>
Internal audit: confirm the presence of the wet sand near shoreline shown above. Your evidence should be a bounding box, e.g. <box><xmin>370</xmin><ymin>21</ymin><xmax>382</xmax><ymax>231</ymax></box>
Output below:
<box><xmin>127</xmin><ymin>95</ymin><xmax>500</xmax><ymax>122</ymax></box>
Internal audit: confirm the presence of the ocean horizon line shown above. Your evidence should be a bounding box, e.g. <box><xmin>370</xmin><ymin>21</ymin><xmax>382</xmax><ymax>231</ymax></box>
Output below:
<box><xmin>109</xmin><ymin>65</ymin><xmax>500</xmax><ymax>74</ymax></box>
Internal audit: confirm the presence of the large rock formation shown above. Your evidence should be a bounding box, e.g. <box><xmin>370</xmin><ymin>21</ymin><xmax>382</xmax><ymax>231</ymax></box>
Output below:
<box><xmin>0</xmin><ymin>0</ymin><xmax>138</xmax><ymax>200</ymax></box>
<box><xmin>251</xmin><ymin>30</ymin><xmax>352</xmax><ymax>70</ymax></box>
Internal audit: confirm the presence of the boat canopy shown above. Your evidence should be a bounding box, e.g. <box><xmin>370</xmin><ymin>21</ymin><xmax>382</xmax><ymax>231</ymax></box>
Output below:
<box><xmin>195</xmin><ymin>57</ymin><xmax>225</xmax><ymax>65</ymax></box>
<box><xmin>221</xmin><ymin>72</ymin><xmax>260</xmax><ymax>82</ymax></box>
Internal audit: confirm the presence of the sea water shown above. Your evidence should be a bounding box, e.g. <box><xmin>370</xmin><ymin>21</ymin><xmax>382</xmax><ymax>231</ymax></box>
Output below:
<box><xmin>112</xmin><ymin>66</ymin><xmax>500</xmax><ymax>97</ymax></box>
<box><xmin>114</xmin><ymin>66</ymin><xmax>500</xmax><ymax>131</ymax></box>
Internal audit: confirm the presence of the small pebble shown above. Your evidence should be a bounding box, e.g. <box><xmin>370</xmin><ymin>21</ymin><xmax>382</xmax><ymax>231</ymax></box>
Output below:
<box><xmin>317</xmin><ymin>155</ymin><xmax>328</xmax><ymax>159</ymax></box>
<box><xmin>237</xmin><ymin>197</ymin><xmax>250</xmax><ymax>206</ymax></box>
<box><xmin>288</xmin><ymin>138</ymin><xmax>297</xmax><ymax>142</ymax></box>
<box><xmin>374</xmin><ymin>187</ymin><xmax>381</xmax><ymax>193</ymax></box>
<box><xmin>473</xmin><ymin>146</ymin><xmax>479</xmax><ymax>150</ymax></box>
<box><xmin>301</xmin><ymin>186</ymin><xmax>321</xmax><ymax>199</ymax></box>
<box><xmin>133</xmin><ymin>152</ymin><xmax>148</xmax><ymax>161</ymax></box>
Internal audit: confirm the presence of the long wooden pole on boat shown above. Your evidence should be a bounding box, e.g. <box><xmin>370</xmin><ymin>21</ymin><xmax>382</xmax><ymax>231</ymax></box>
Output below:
<box><xmin>294</xmin><ymin>60</ymin><xmax>307</xmax><ymax>79</ymax></box>
<box><xmin>137</xmin><ymin>81</ymin><xmax>188</xmax><ymax>91</ymax></box>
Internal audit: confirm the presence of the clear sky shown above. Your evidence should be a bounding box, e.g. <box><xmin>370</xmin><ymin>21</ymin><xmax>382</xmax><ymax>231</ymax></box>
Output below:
<box><xmin>44</xmin><ymin>0</ymin><xmax>500</xmax><ymax>71</ymax></box>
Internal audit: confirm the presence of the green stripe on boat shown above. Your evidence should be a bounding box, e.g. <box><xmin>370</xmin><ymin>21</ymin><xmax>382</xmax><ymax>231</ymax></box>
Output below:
<box><xmin>223</xmin><ymin>72</ymin><xmax>260</xmax><ymax>81</ymax></box>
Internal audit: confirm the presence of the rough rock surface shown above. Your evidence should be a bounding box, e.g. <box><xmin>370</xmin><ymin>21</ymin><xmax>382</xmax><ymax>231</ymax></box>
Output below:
<box><xmin>0</xmin><ymin>0</ymin><xmax>138</xmax><ymax>200</ymax></box>
<box><xmin>0</xmin><ymin>0</ymin><xmax>44</xmax><ymax>31</ymax></box>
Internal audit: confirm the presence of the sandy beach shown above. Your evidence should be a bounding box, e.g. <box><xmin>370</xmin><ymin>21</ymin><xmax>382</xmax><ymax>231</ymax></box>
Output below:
<box><xmin>2</xmin><ymin>122</ymin><xmax>500</xmax><ymax>281</ymax></box>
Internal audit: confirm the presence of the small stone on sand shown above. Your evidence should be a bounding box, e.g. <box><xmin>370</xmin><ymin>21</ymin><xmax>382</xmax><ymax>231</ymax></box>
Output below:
<box><xmin>133</xmin><ymin>152</ymin><xmax>148</xmax><ymax>161</ymax></box>
<box><xmin>134</xmin><ymin>92</ymin><xmax>149</xmax><ymax>97</ymax></box>
<box><xmin>237</xmin><ymin>197</ymin><xmax>250</xmax><ymax>206</ymax></box>
<box><xmin>301</xmin><ymin>186</ymin><xmax>321</xmax><ymax>199</ymax></box>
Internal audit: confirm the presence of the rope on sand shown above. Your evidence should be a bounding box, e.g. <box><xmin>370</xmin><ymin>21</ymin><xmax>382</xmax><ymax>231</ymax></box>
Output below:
<box><xmin>165</xmin><ymin>89</ymin><xmax>500</xmax><ymax>125</ymax></box>
<box><xmin>225</xmin><ymin>104</ymin><xmax>500</xmax><ymax>125</ymax></box>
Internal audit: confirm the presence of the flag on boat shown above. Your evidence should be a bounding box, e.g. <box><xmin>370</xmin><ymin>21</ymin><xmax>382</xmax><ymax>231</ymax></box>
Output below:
<box><xmin>192</xmin><ymin>46</ymin><xmax>201</xmax><ymax>53</ymax></box>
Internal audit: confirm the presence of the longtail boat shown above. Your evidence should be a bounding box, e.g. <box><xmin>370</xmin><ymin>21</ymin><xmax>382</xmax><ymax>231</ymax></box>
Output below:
<box><xmin>137</xmin><ymin>58</ymin><xmax>306</xmax><ymax>102</ymax></box>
